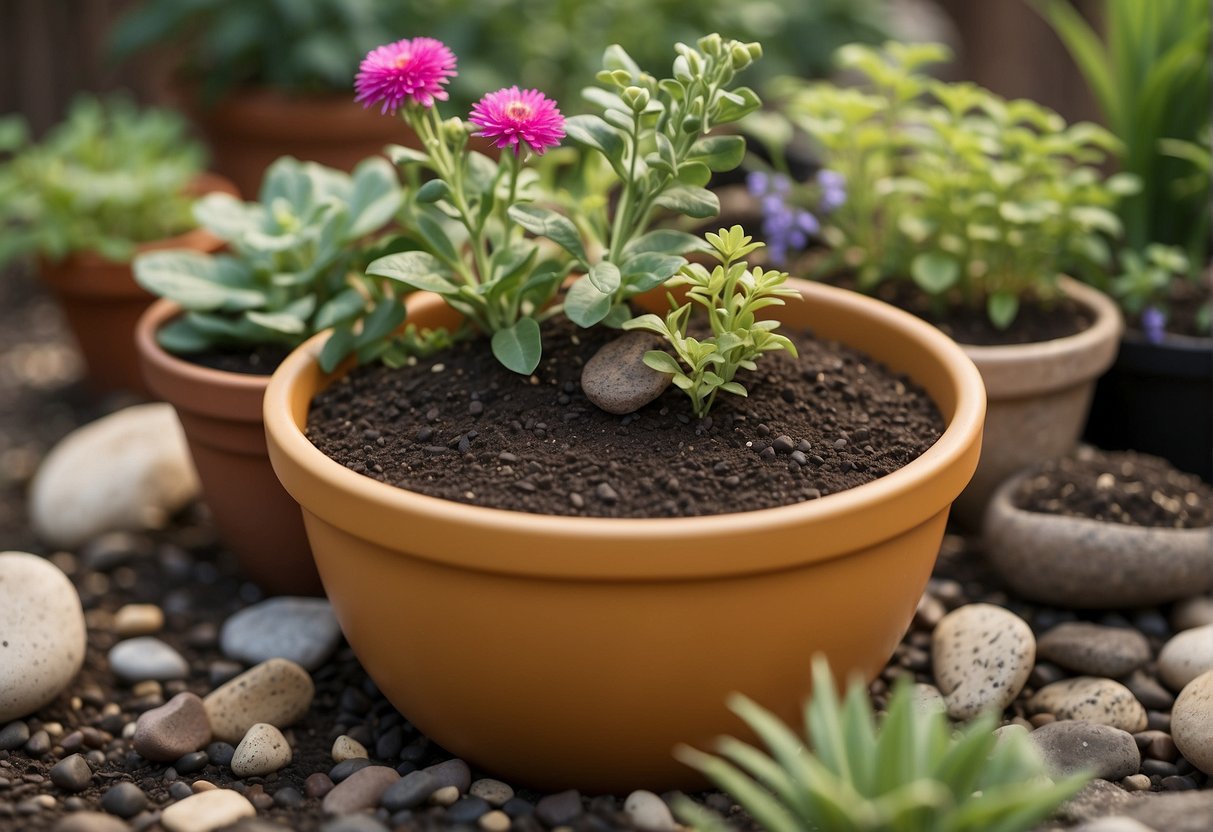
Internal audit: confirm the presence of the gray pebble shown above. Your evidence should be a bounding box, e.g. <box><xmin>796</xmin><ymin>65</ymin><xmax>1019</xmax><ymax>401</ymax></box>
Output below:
<box><xmin>382</xmin><ymin>771</ymin><xmax>437</xmax><ymax>811</ymax></box>
<box><xmin>168</xmin><ymin>782</ymin><xmax>193</xmax><ymax>801</ymax></box>
<box><xmin>1124</xmin><ymin>670</ymin><xmax>1175</xmax><ymax>711</ymax></box>
<box><xmin>274</xmin><ymin>787</ymin><xmax>304</xmax><ymax>808</ymax></box>
<box><xmin>100</xmin><ymin>782</ymin><xmax>148</xmax><ymax>819</ymax></box>
<box><xmin>447</xmin><ymin>796</ymin><xmax>491</xmax><ymax>823</ymax></box>
<box><xmin>0</xmin><ymin>721</ymin><xmax>29</xmax><ymax>750</ymax></box>
<box><xmin>24</xmin><ymin>729</ymin><xmax>50</xmax><ymax>756</ymax></box>
<box><xmin>1037</xmin><ymin>622</ymin><xmax>1151</xmax><ymax>678</ymax></box>
<box><xmin>330</xmin><ymin>757</ymin><xmax>374</xmax><ymax>782</ymax></box>
<box><xmin>220</xmin><ymin>597</ymin><xmax>342</xmax><ymax>672</ymax></box>
<box><xmin>424</xmin><ymin>758</ymin><xmax>472</xmax><ymax>793</ymax></box>
<box><xmin>320</xmin><ymin>816</ymin><xmax>390</xmax><ymax>832</ymax></box>
<box><xmin>1029</xmin><ymin>721</ymin><xmax>1140</xmax><ymax>780</ymax></box>
<box><xmin>322</xmin><ymin>765</ymin><xmax>401</xmax><ymax>815</ymax></box>
<box><xmin>108</xmin><ymin>638</ymin><xmax>188</xmax><ymax>683</ymax></box>
<box><xmin>52</xmin><ymin>811</ymin><xmax>132</xmax><ymax>832</ymax></box>
<box><xmin>206</xmin><ymin>742</ymin><xmax>235</xmax><ymax>767</ymax></box>
<box><xmin>49</xmin><ymin>754</ymin><xmax>92</xmax><ymax>792</ymax></box>
<box><xmin>535</xmin><ymin>790</ymin><xmax>582</xmax><ymax>826</ymax></box>
<box><xmin>470</xmin><ymin>778</ymin><xmax>514</xmax><ymax>807</ymax></box>
<box><xmin>581</xmin><ymin>332</ymin><xmax>673</xmax><ymax>415</ymax></box>
<box><xmin>174</xmin><ymin>751</ymin><xmax>208</xmax><ymax>774</ymax></box>
<box><xmin>502</xmin><ymin>797</ymin><xmax>535</xmax><ymax>818</ymax></box>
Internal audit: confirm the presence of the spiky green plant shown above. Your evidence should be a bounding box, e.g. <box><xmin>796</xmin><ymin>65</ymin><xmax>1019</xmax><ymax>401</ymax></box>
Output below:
<box><xmin>674</xmin><ymin>658</ymin><xmax>1088</xmax><ymax>832</ymax></box>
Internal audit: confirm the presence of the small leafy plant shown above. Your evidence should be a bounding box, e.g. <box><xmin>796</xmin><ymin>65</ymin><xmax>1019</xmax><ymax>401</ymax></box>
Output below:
<box><xmin>624</xmin><ymin>226</ymin><xmax>798</xmax><ymax>417</ymax></box>
<box><xmin>0</xmin><ymin>94</ymin><xmax>205</xmax><ymax>266</ymax></box>
<box><xmin>355</xmin><ymin>34</ymin><xmax>761</xmax><ymax>374</ymax></box>
<box><xmin>778</xmin><ymin>42</ymin><xmax>1135</xmax><ymax>329</ymax></box>
<box><xmin>675</xmin><ymin>657</ymin><xmax>1088</xmax><ymax>832</ymax></box>
<box><xmin>133</xmin><ymin>156</ymin><xmax>404</xmax><ymax>368</ymax></box>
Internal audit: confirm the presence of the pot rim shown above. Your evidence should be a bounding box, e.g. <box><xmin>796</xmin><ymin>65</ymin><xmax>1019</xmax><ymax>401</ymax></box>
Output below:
<box><xmin>264</xmin><ymin>278</ymin><xmax>987</xmax><ymax>579</ymax></box>
<box><xmin>135</xmin><ymin>298</ymin><xmax>271</xmax><ymax>420</ymax></box>
<box><xmin>985</xmin><ymin>466</ymin><xmax>1213</xmax><ymax>542</ymax></box>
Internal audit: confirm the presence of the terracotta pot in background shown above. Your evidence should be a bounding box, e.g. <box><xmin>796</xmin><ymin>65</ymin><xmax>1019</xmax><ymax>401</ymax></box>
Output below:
<box><xmin>1084</xmin><ymin>331</ymin><xmax>1213</xmax><ymax>482</ymax></box>
<box><xmin>136</xmin><ymin>299</ymin><xmax>321</xmax><ymax>596</ymax></box>
<box><xmin>984</xmin><ymin>468</ymin><xmax>1213</xmax><ymax>608</ymax></box>
<box><xmin>264</xmin><ymin>280</ymin><xmax>986</xmax><ymax>792</ymax></box>
<box><xmin>182</xmin><ymin>88</ymin><xmax>404</xmax><ymax>198</ymax></box>
<box><xmin>39</xmin><ymin>173</ymin><xmax>238</xmax><ymax>397</ymax></box>
<box><xmin>952</xmin><ymin>277</ymin><xmax>1123</xmax><ymax>527</ymax></box>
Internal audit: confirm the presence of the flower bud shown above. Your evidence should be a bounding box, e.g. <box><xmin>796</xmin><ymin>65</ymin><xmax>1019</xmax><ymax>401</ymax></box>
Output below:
<box><xmin>698</xmin><ymin>33</ymin><xmax>723</xmax><ymax>57</ymax></box>
<box><xmin>610</xmin><ymin>69</ymin><xmax>633</xmax><ymax>87</ymax></box>
<box><xmin>730</xmin><ymin>45</ymin><xmax>753</xmax><ymax>71</ymax></box>
<box><xmin>622</xmin><ymin>86</ymin><xmax>650</xmax><ymax>111</ymax></box>
<box><xmin>745</xmin><ymin>42</ymin><xmax>763</xmax><ymax>61</ymax></box>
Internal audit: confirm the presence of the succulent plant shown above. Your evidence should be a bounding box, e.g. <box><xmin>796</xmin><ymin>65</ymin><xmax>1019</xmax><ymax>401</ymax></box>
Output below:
<box><xmin>675</xmin><ymin>657</ymin><xmax>1088</xmax><ymax>832</ymax></box>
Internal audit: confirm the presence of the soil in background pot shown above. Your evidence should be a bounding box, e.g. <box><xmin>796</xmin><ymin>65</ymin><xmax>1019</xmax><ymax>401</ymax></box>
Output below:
<box><xmin>1012</xmin><ymin>446</ymin><xmax>1213</xmax><ymax>529</ymax></box>
<box><xmin>182</xmin><ymin>345</ymin><xmax>292</xmax><ymax>376</ymax></box>
<box><xmin>306</xmin><ymin>316</ymin><xmax>945</xmax><ymax>518</ymax></box>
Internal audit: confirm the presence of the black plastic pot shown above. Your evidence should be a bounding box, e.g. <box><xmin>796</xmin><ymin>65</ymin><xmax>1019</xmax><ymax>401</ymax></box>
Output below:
<box><xmin>1084</xmin><ymin>330</ymin><xmax>1213</xmax><ymax>481</ymax></box>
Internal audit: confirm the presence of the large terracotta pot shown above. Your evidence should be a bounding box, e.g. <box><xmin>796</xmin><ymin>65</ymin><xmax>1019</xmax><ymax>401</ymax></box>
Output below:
<box><xmin>38</xmin><ymin>173</ymin><xmax>238</xmax><ymax>396</ymax></box>
<box><xmin>264</xmin><ymin>280</ymin><xmax>985</xmax><ymax>792</ymax></box>
<box><xmin>136</xmin><ymin>299</ymin><xmax>320</xmax><ymax>596</ymax></box>
<box><xmin>183</xmin><ymin>88</ymin><xmax>404</xmax><ymax>198</ymax></box>
<box><xmin>953</xmin><ymin>277</ymin><xmax>1123</xmax><ymax>526</ymax></box>
<box><xmin>1084</xmin><ymin>330</ymin><xmax>1213</xmax><ymax>482</ymax></box>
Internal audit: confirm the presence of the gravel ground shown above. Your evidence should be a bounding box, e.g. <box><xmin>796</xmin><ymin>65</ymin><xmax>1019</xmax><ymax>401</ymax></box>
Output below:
<box><xmin>1</xmin><ymin>264</ymin><xmax>1209</xmax><ymax>832</ymax></box>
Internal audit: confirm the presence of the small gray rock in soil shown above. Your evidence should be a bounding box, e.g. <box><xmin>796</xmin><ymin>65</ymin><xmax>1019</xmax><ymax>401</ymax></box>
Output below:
<box><xmin>447</xmin><ymin>796</ymin><xmax>492</xmax><ymax>823</ymax></box>
<box><xmin>1124</xmin><ymin>670</ymin><xmax>1175</xmax><ymax>711</ymax></box>
<box><xmin>0</xmin><ymin>720</ymin><xmax>29</xmax><ymax>750</ymax></box>
<box><xmin>381</xmin><ymin>770</ymin><xmax>438</xmax><ymax>812</ymax></box>
<box><xmin>624</xmin><ymin>790</ymin><xmax>678</xmax><ymax>832</ymax></box>
<box><xmin>219</xmin><ymin>597</ymin><xmax>341</xmax><ymax>672</ymax></box>
<box><xmin>1158</xmin><ymin>624</ymin><xmax>1213</xmax><ymax>691</ymax></box>
<box><xmin>330</xmin><ymin>757</ymin><xmax>374</xmax><ymax>782</ymax></box>
<box><xmin>1036</xmin><ymin>622</ymin><xmax>1152</xmax><ymax>678</ymax></box>
<box><xmin>132</xmin><ymin>692</ymin><xmax>211</xmax><ymax>762</ymax></box>
<box><xmin>25</xmin><ymin>729</ymin><xmax>50</xmax><ymax>755</ymax></box>
<box><xmin>51</xmin><ymin>812</ymin><xmax>132</xmax><ymax>832</ymax></box>
<box><xmin>469</xmin><ymin>778</ymin><xmax>514</xmax><ymax>807</ymax></box>
<box><xmin>581</xmin><ymin>332</ymin><xmax>673</xmax><ymax>415</ymax></box>
<box><xmin>424</xmin><ymin>758</ymin><xmax>472</xmax><ymax>793</ymax></box>
<box><xmin>322</xmin><ymin>765</ymin><xmax>401</xmax><ymax>814</ymax></box>
<box><xmin>1120</xmin><ymin>791</ymin><xmax>1213</xmax><ymax>832</ymax></box>
<box><xmin>536</xmin><ymin>790</ymin><xmax>583</xmax><ymax>827</ymax></box>
<box><xmin>100</xmin><ymin>782</ymin><xmax>149</xmax><ymax>819</ymax></box>
<box><xmin>107</xmin><ymin>637</ymin><xmax>188</xmax><ymax>683</ymax></box>
<box><xmin>49</xmin><ymin>754</ymin><xmax>92</xmax><ymax>792</ymax></box>
<box><xmin>1170</xmin><ymin>668</ymin><xmax>1213</xmax><ymax>775</ymax></box>
<box><xmin>1054</xmin><ymin>779</ymin><xmax>1134</xmax><ymax>825</ymax></box>
<box><xmin>1029</xmin><ymin>720</ymin><xmax>1141</xmax><ymax>781</ymax></box>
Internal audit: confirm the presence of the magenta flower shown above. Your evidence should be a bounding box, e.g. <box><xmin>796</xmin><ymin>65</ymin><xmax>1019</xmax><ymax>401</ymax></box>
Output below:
<box><xmin>355</xmin><ymin>37</ymin><xmax>457</xmax><ymax>114</ymax></box>
<box><xmin>469</xmin><ymin>87</ymin><xmax>565</xmax><ymax>156</ymax></box>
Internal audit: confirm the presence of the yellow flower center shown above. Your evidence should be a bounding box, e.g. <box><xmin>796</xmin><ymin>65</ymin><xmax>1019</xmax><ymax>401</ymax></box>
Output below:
<box><xmin>506</xmin><ymin>101</ymin><xmax>533</xmax><ymax>120</ymax></box>
<box><xmin>393</xmin><ymin>53</ymin><xmax>413</xmax><ymax>69</ymax></box>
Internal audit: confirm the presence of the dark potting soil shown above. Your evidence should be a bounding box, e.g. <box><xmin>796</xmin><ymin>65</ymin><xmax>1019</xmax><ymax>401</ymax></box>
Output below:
<box><xmin>1013</xmin><ymin>446</ymin><xmax>1213</xmax><ymax>529</ymax></box>
<box><xmin>306</xmin><ymin>316</ymin><xmax>945</xmax><ymax>518</ymax></box>
<box><xmin>182</xmin><ymin>344</ymin><xmax>292</xmax><ymax>376</ymax></box>
<box><xmin>821</xmin><ymin>272</ymin><xmax>1093</xmax><ymax>346</ymax></box>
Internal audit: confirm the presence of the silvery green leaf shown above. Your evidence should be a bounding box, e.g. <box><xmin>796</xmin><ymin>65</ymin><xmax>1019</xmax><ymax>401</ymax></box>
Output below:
<box><xmin>347</xmin><ymin>156</ymin><xmax>402</xmax><ymax>237</ymax></box>
<box><xmin>367</xmin><ymin>250</ymin><xmax>459</xmax><ymax>294</ymax></box>
<box><xmin>507</xmin><ymin>204</ymin><xmax>588</xmax><ymax>264</ymax></box>
<box><xmin>642</xmin><ymin>350</ymin><xmax>681</xmax><ymax>375</ymax></box>
<box><xmin>414</xmin><ymin>178</ymin><xmax>451</xmax><ymax>205</ymax></box>
<box><xmin>414</xmin><ymin>213</ymin><xmax>460</xmax><ymax>264</ymax></box>
<box><xmin>712</xmin><ymin>86</ymin><xmax>761</xmax><ymax>123</ymax></box>
<box><xmin>491</xmin><ymin>317</ymin><xmax>542</xmax><ymax>374</ymax></box>
<box><xmin>386</xmin><ymin>144</ymin><xmax>430</xmax><ymax>167</ymax></box>
<box><xmin>588</xmin><ymin>261</ymin><xmax>621</xmax><ymax>293</ymax></box>
<box><xmin>354</xmin><ymin>297</ymin><xmax>406</xmax><ymax>346</ymax></box>
<box><xmin>564</xmin><ymin>115</ymin><xmax>626</xmax><ymax>168</ymax></box>
<box><xmin>133</xmin><ymin>250</ymin><xmax>265</xmax><ymax>311</ymax></box>
<box><xmin>624</xmin><ymin>230</ymin><xmax>710</xmax><ymax>257</ymax></box>
<box><xmin>563</xmin><ymin>274</ymin><xmax>613</xmax><ymax>327</ymax></box>
<box><xmin>688</xmin><ymin>135</ymin><xmax>746</xmax><ymax>171</ymax></box>
<box><xmin>193</xmin><ymin>192</ymin><xmax>264</xmax><ymax>241</ymax></box>
<box><xmin>911</xmin><ymin>252</ymin><xmax>960</xmax><ymax>294</ymax></box>
<box><xmin>314</xmin><ymin>288</ymin><xmax>368</xmax><ymax>330</ymax></box>
<box><xmin>154</xmin><ymin>318</ymin><xmax>212</xmax><ymax>353</ymax></box>
<box><xmin>654</xmin><ymin>184</ymin><xmax>719</xmax><ymax>219</ymax></box>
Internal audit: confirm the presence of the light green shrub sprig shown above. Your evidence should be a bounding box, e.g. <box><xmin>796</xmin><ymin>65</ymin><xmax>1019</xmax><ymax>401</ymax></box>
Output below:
<box><xmin>675</xmin><ymin>657</ymin><xmax>1089</xmax><ymax>832</ymax></box>
<box><xmin>623</xmin><ymin>226</ymin><xmax>799</xmax><ymax>418</ymax></box>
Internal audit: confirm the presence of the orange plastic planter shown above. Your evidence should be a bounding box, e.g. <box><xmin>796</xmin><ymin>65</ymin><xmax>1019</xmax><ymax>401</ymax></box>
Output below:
<box><xmin>264</xmin><ymin>280</ymin><xmax>986</xmax><ymax>792</ymax></box>
<box><xmin>38</xmin><ymin>173</ymin><xmax>238</xmax><ymax>396</ymax></box>
<box><xmin>136</xmin><ymin>300</ymin><xmax>321</xmax><ymax>596</ymax></box>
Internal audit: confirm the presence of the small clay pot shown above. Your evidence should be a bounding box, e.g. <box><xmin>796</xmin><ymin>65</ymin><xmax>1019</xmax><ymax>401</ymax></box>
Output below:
<box><xmin>181</xmin><ymin>87</ymin><xmax>405</xmax><ymax>198</ymax></box>
<box><xmin>263</xmin><ymin>279</ymin><xmax>987</xmax><ymax>791</ymax></box>
<box><xmin>1085</xmin><ymin>329</ymin><xmax>1213</xmax><ymax>482</ymax></box>
<box><xmin>984</xmin><ymin>469</ymin><xmax>1213</xmax><ymax>608</ymax></box>
<box><xmin>954</xmin><ymin>277</ymin><xmax>1123</xmax><ymax>526</ymax></box>
<box><xmin>135</xmin><ymin>299</ymin><xmax>321</xmax><ymax>596</ymax></box>
<box><xmin>38</xmin><ymin>173</ymin><xmax>238</xmax><ymax>396</ymax></box>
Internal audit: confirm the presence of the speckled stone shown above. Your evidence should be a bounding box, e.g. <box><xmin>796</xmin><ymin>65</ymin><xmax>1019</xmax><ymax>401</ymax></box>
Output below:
<box><xmin>911</xmin><ymin>683</ymin><xmax>946</xmax><ymax>713</ymax></box>
<box><xmin>0</xmin><ymin>552</ymin><xmax>87</xmax><ymax>722</ymax></box>
<box><xmin>984</xmin><ymin>472</ymin><xmax>1213</xmax><ymax>608</ymax></box>
<box><xmin>469</xmin><ymin>778</ymin><xmax>514</xmax><ymax>807</ymax></box>
<box><xmin>29</xmin><ymin>403</ymin><xmax>199</xmax><ymax>548</ymax></box>
<box><xmin>160</xmin><ymin>789</ymin><xmax>255</xmax><ymax>832</ymax></box>
<box><xmin>1158</xmin><ymin>624</ymin><xmax>1213</xmax><ymax>691</ymax></box>
<box><xmin>1171</xmin><ymin>669</ymin><xmax>1213</xmax><ymax>776</ymax></box>
<box><xmin>1029</xmin><ymin>721</ymin><xmax>1140</xmax><ymax>780</ymax></box>
<box><xmin>1037</xmin><ymin>622</ymin><xmax>1151</xmax><ymax>678</ymax></box>
<box><xmin>580</xmin><ymin>332</ymin><xmax>673</xmax><ymax>415</ymax></box>
<box><xmin>322</xmin><ymin>766</ymin><xmax>400</xmax><ymax>814</ymax></box>
<box><xmin>1028</xmin><ymin>677</ymin><xmax>1148</xmax><ymax>733</ymax></box>
<box><xmin>203</xmin><ymin>659</ymin><xmax>313</xmax><ymax>743</ymax></box>
<box><xmin>331</xmin><ymin>735</ymin><xmax>368</xmax><ymax>763</ymax></box>
<box><xmin>132</xmin><ymin>692</ymin><xmax>211</xmax><ymax>762</ymax></box>
<box><xmin>624</xmin><ymin>790</ymin><xmax>677</xmax><ymax>832</ymax></box>
<box><xmin>231</xmin><ymin>723</ymin><xmax>292</xmax><ymax>777</ymax></box>
<box><xmin>932</xmin><ymin>603</ymin><xmax>1035</xmax><ymax>719</ymax></box>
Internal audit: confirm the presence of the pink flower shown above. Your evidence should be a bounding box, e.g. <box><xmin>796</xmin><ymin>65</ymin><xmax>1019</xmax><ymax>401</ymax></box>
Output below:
<box><xmin>355</xmin><ymin>37</ymin><xmax>457</xmax><ymax>114</ymax></box>
<box><xmin>469</xmin><ymin>87</ymin><xmax>565</xmax><ymax>156</ymax></box>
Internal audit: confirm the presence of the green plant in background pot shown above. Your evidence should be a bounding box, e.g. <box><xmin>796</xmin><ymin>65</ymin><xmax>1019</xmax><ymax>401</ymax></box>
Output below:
<box><xmin>776</xmin><ymin>42</ymin><xmax>1127</xmax><ymax>523</ymax></box>
<box><xmin>131</xmin><ymin>156</ymin><xmax>404</xmax><ymax>596</ymax></box>
<box><xmin>0</xmin><ymin>94</ymin><xmax>235</xmax><ymax>394</ymax></box>
<box><xmin>260</xmin><ymin>31</ymin><xmax>988</xmax><ymax>791</ymax></box>
<box><xmin>676</xmin><ymin>657</ymin><xmax>1088</xmax><ymax>832</ymax></box>
<box><xmin>1036</xmin><ymin>0</ymin><xmax>1213</xmax><ymax>481</ymax></box>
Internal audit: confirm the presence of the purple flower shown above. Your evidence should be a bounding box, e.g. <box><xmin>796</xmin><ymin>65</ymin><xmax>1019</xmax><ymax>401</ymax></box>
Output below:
<box><xmin>469</xmin><ymin>87</ymin><xmax>565</xmax><ymax>156</ymax></box>
<box><xmin>1141</xmin><ymin>306</ymin><xmax>1167</xmax><ymax>344</ymax></box>
<box><xmin>355</xmin><ymin>37</ymin><xmax>458</xmax><ymax>114</ymax></box>
<box><xmin>816</xmin><ymin>169</ymin><xmax>847</xmax><ymax>212</ymax></box>
<box><xmin>746</xmin><ymin>170</ymin><xmax>769</xmax><ymax>197</ymax></box>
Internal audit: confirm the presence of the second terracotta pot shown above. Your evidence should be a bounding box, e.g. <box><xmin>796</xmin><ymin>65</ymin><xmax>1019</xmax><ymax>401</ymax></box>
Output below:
<box><xmin>135</xmin><ymin>299</ymin><xmax>320</xmax><ymax>596</ymax></box>
<box><xmin>39</xmin><ymin>173</ymin><xmax>238</xmax><ymax>396</ymax></box>
<box><xmin>953</xmin><ymin>277</ymin><xmax>1123</xmax><ymax>526</ymax></box>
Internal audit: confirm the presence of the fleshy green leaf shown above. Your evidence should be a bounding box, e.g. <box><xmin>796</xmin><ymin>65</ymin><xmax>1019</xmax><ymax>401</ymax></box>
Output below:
<box><xmin>588</xmin><ymin>261</ymin><xmax>621</xmax><ymax>293</ymax></box>
<box><xmin>654</xmin><ymin>184</ymin><xmax>720</xmax><ymax>219</ymax></box>
<box><xmin>563</xmin><ymin>274</ymin><xmax>613</xmax><ymax>327</ymax></box>
<box><xmin>508</xmin><ymin>204</ymin><xmax>588</xmax><ymax>264</ymax></box>
<box><xmin>689</xmin><ymin>135</ymin><xmax>747</xmax><ymax>171</ymax></box>
<box><xmin>490</xmin><ymin>317</ymin><xmax>542</xmax><ymax>374</ymax></box>
<box><xmin>988</xmin><ymin>291</ymin><xmax>1020</xmax><ymax>329</ymax></box>
<box><xmin>910</xmin><ymin>252</ymin><xmax>960</xmax><ymax>295</ymax></box>
<box><xmin>367</xmin><ymin>251</ymin><xmax>459</xmax><ymax>295</ymax></box>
